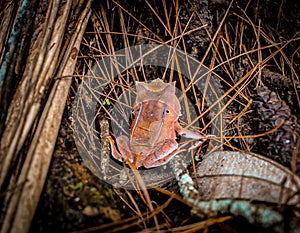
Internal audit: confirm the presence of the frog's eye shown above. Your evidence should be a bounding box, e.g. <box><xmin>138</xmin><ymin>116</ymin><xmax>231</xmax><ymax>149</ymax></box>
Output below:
<box><xmin>165</xmin><ymin>109</ymin><xmax>170</xmax><ymax>114</ymax></box>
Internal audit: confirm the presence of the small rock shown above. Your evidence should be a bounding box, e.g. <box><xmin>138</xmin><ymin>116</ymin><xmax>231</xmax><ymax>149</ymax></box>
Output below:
<box><xmin>82</xmin><ymin>206</ymin><xmax>99</xmax><ymax>216</ymax></box>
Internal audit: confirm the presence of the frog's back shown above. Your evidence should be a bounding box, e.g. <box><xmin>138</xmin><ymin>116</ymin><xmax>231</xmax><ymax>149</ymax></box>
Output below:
<box><xmin>130</xmin><ymin>100</ymin><xmax>178</xmax><ymax>155</ymax></box>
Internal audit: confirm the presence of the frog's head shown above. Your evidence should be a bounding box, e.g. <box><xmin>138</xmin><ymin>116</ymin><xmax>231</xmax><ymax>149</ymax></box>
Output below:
<box><xmin>135</xmin><ymin>79</ymin><xmax>181</xmax><ymax>115</ymax></box>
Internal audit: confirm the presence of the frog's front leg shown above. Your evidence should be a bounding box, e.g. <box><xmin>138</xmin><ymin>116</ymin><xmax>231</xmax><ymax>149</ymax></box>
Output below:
<box><xmin>174</xmin><ymin>121</ymin><xmax>214</xmax><ymax>140</ymax></box>
<box><xmin>143</xmin><ymin>139</ymin><xmax>179</xmax><ymax>168</ymax></box>
<box><xmin>107</xmin><ymin>135</ymin><xmax>134</xmax><ymax>164</ymax></box>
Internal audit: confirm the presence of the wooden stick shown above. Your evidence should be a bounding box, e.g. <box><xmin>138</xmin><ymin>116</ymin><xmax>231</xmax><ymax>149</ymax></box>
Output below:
<box><xmin>0</xmin><ymin>1</ymin><xmax>92</xmax><ymax>233</ymax></box>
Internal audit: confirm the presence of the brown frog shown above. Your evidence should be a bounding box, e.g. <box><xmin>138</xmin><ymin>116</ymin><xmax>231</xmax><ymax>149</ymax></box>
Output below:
<box><xmin>108</xmin><ymin>79</ymin><xmax>212</xmax><ymax>168</ymax></box>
